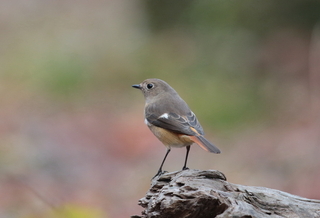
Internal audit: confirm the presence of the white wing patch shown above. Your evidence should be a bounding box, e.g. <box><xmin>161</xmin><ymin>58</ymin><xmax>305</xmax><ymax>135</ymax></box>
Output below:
<box><xmin>159</xmin><ymin>113</ymin><xmax>169</xmax><ymax>119</ymax></box>
<box><xmin>144</xmin><ymin>118</ymin><xmax>150</xmax><ymax>125</ymax></box>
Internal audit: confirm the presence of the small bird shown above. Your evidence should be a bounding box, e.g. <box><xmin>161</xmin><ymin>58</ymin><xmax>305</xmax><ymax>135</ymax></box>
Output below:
<box><xmin>132</xmin><ymin>78</ymin><xmax>221</xmax><ymax>178</ymax></box>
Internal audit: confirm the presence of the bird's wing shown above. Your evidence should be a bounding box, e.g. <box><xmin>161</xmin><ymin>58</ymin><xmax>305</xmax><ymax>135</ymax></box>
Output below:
<box><xmin>146</xmin><ymin>106</ymin><xmax>204</xmax><ymax>136</ymax></box>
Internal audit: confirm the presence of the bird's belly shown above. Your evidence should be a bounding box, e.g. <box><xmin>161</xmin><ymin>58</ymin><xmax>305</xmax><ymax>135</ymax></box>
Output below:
<box><xmin>148</xmin><ymin>125</ymin><xmax>193</xmax><ymax>148</ymax></box>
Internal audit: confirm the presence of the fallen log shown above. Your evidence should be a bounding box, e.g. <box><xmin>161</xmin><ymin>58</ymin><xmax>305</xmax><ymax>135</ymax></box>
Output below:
<box><xmin>132</xmin><ymin>169</ymin><xmax>320</xmax><ymax>218</ymax></box>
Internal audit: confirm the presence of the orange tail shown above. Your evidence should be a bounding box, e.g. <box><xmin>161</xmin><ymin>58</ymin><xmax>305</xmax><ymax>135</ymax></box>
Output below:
<box><xmin>190</xmin><ymin>135</ymin><xmax>221</xmax><ymax>154</ymax></box>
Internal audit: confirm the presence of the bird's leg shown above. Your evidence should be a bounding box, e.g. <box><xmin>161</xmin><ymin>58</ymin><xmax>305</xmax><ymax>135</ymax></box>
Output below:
<box><xmin>182</xmin><ymin>145</ymin><xmax>191</xmax><ymax>170</ymax></box>
<box><xmin>153</xmin><ymin>148</ymin><xmax>171</xmax><ymax>179</ymax></box>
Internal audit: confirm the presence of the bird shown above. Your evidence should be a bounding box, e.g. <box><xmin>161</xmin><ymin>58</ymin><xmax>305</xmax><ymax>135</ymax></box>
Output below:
<box><xmin>132</xmin><ymin>78</ymin><xmax>221</xmax><ymax>178</ymax></box>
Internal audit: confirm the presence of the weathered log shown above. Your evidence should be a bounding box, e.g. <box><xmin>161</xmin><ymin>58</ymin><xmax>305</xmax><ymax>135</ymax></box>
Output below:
<box><xmin>132</xmin><ymin>169</ymin><xmax>320</xmax><ymax>218</ymax></box>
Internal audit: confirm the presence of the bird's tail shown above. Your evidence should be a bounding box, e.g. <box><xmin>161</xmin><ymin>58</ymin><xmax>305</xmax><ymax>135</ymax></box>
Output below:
<box><xmin>190</xmin><ymin>135</ymin><xmax>221</xmax><ymax>154</ymax></box>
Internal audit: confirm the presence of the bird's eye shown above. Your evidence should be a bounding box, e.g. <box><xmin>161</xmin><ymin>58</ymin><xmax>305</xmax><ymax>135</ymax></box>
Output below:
<box><xmin>147</xmin><ymin>83</ymin><xmax>154</xmax><ymax>89</ymax></box>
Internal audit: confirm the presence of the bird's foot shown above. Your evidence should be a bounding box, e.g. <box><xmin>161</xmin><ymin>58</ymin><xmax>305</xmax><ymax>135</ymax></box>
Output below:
<box><xmin>182</xmin><ymin>166</ymin><xmax>189</xmax><ymax>170</ymax></box>
<box><xmin>152</xmin><ymin>170</ymin><xmax>168</xmax><ymax>179</ymax></box>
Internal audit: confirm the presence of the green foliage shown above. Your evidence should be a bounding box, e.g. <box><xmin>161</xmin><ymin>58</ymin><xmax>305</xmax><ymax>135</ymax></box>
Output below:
<box><xmin>24</xmin><ymin>204</ymin><xmax>105</xmax><ymax>218</ymax></box>
<box><xmin>53</xmin><ymin>205</ymin><xmax>104</xmax><ymax>218</ymax></box>
<box><xmin>39</xmin><ymin>55</ymin><xmax>89</xmax><ymax>98</ymax></box>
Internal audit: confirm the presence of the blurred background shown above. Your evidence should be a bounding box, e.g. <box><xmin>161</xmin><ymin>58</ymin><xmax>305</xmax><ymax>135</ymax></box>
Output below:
<box><xmin>1</xmin><ymin>0</ymin><xmax>320</xmax><ymax>217</ymax></box>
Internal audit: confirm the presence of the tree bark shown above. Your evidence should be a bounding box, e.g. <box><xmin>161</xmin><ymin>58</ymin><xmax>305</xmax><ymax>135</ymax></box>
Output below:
<box><xmin>132</xmin><ymin>169</ymin><xmax>320</xmax><ymax>218</ymax></box>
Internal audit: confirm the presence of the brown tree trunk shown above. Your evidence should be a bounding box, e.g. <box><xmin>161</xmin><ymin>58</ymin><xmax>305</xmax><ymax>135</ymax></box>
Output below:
<box><xmin>132</xmin><ymin>169</ymin><xmax>320</xmax><ymax>218</ymax></box>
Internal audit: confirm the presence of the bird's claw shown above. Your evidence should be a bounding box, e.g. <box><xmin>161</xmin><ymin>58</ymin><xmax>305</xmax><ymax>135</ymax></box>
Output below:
<box><xmin>152</xmin><ymin>170</ymin><xmax>168</xmax><ymax>179</ymax></box>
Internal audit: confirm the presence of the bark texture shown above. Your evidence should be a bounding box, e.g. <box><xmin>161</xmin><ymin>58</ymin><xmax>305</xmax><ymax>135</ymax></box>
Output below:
<box><xmin>132</xmin><ymin>169</ymin><xmax>320</xmax><ymax>218</ymax></box>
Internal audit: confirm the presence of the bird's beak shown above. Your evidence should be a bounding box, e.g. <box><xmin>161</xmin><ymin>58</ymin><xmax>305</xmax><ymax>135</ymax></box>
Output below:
<box><xmin>132</xmin><ymin>84</ymin><xmax>141</xmax><ymax>89</ymax></box>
